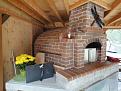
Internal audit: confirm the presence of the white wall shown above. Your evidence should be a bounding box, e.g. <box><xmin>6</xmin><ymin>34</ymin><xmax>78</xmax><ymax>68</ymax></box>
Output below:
<box><xmin>106</xmin><ymin>29</ymin><xmax>121</xmax><ymax>53</ymax></box>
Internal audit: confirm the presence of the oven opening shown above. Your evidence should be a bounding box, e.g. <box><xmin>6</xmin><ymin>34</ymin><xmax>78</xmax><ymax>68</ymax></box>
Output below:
<box><xmin>84</xmin><ymin>42</ymin><xmax>102</xmax><ymax>63</ymax></box>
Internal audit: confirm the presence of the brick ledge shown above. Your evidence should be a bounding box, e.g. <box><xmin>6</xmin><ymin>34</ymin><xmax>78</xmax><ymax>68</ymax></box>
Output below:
<box><xmin>56</xmin><ymin>61</ymin><xmax>118</xmax><ymax>81</ymax></box>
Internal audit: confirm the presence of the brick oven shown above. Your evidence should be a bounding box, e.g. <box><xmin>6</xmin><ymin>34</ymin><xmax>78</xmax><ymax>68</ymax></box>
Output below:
<box><xmin>34</xmin><ymin>2</ymin><xmax>106</xmax><ymax>69</ymax></box>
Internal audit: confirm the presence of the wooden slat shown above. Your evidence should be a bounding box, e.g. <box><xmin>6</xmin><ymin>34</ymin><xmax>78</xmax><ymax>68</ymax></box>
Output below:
<box><xmin>106</xmin><ymin>11</ymin><xmax>121</xmax><ymax>25</ymax></box>
<box><xmin>54</xmin><ymin>22</ymin><xmax>64</xmax><ymax>27</ymax></box>
<box><xmin>23</xmin><ymin>0</ymin><xmax>53</xmax><ymax>23</ymax></box>
<box><xmin>111</xmin><ymin>0</ymin><xmax>121</xmax><ymax>10</ymax></box>
<box><xmin>46</xmin><ymin>0</ymin><xmax>63</xmax><ymax>23</ymax></box>
<box><xmin>63</xmin><ymin>0</ymin><xmax>69</xmax><ymax>15</ymax></box>
<box><xmin>0</xmin><ymin>14</ymin><xmax>3</xmax><ymax>91</ymax></box>
<box><xmin>114</xmin><ymin>21</ymin><xmax>121</xmax><ymax>26</ymax></box>
<box><xmin>103</xmin><ymin>26</ymin><xmax>121</xmax><ymax>29</ymax></box>
<box><xmin>69</xmin><ymin>0</ymin><xmax>110</xmax><ymax>10</ymax></box>
<box><xmin>69</xmin><ymin>0</ymin><xmax>88</xmax><ymax>10</ymax></box>
<box><xmin>0</xmin><ymin>8</ymin><xmax>43</xmax><ymax>26</ymax></box>
<box><xmin>90</xmin><ymin>0</ymin><xmax>111</xmax><ymax>10</ymax></box>
<box><xmin>0</xmin><ymin>0</ymin><xmax>43</xmax><ymax>26</ymax></box>
<box><xmin>45</xmin><ymin>22</ymin><xmax>66</xmax><ymax>29</ymax></box>
<box><xmin>104</xmin><ymin>0</ymin><xmax>121</xmax><ymax>20</ymax></box>
<box><xmin>6</xmin><ymin>0</ymin><xmax>47</xmax><ymax>24</ymax></box>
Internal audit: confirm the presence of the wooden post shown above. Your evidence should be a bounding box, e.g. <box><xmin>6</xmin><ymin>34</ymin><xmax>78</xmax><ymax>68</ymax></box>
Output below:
<box><xmin>0</xmin><ymin>14</ymin><xmax>3</xmax><ymax>91</ymax></box>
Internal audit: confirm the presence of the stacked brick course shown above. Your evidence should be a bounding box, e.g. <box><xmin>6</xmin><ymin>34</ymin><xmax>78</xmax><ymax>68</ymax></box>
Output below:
<box><xmin>34</xmin><ymin>2</ymin><xmax>106</xmax><ymax>69</ymax></box>
<box><xmin>34</xmin><ymin>28</ymin><xmax>75</xmax><ymax>69</ymax></box>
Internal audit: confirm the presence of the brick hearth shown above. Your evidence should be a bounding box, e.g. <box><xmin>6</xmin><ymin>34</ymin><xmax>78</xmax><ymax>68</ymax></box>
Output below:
<box><xmin>56</xmin><ymin>62</ymin><xmax>118</xmax><ymax>81</ymax></box>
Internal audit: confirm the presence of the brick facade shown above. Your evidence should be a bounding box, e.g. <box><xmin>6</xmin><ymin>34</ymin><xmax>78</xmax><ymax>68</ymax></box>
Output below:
<box><xmin>34</xmin><ymin>2</ymin><xmax>106</xmax><ymax>69</ymax></box>
<box><xmin>34</xmin><ymin>28</ymin><xmax>75</xmax><ymax>69</ymax></box>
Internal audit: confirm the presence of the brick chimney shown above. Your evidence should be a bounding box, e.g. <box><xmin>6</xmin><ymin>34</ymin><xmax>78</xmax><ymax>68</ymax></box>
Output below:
<box><xmin>34</xmin><ymin>2</ymin><xmax>106</xmax><ymax>69</ymax></box>
<box><xmin>69</xmin><ymin>2</ymin><xmax>104</xmax><ymax>31</ymax></box>
<box><xmin>68</xmin><ymin>2</ymin><xmax>106</xmax><ymax>68</ymax></box>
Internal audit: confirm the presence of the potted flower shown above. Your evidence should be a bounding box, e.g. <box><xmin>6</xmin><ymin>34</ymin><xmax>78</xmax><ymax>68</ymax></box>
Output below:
<box><xmin>14</xmin><ymin>54</ymin><xmax>35</xmax><ymax>81</ymax></box>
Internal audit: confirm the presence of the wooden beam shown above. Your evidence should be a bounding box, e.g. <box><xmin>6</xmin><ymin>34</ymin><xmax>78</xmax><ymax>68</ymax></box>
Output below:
<box><xmin>103</xmin><ymin>26</ymin><xmax>121</xmax><ymax>29</ymax></box>
<box><xmin>104</xmin><ymin>0</ymin><xmax>121</xmax><ymax>20</ymax></box>
<box><xmin>106</xmin><ymin>11</ymin><xmax>121</xmax><ymax>25</ymax></box>
<box><xmin>90</xmin><ymin>0</ymin><xmax>110</xmax><ymax>10</ymax></box>
<box><xmin>69</xmin><ymin>0</ymin><xmax>88</xmax><ymax>10</ymax></box>
<box><xmin>2</xmin><ymin>14</ymin><xmax>10</xmax><ymax>24</ymax></box>
<box><xmin>63</xmin><ymin>0</ymin><xmax>69</xmax><ymax>15</ymax></box>
<box><xmin>114</xmin><ymin>21</ymin><xmax>121</xmax><ymax>26</ymax></box>
<box><xmin>111</xmin><ymin>0</ymin><xmax>121</xmax><ymax>10</ymax></box>
<box><xmin>44</xmin><ymin>22</ymin><xmax>65</xmax><ymax>29</ymax></box>
<box><xmin>23</xmin><ymin>0</ymin><xmax>53</xmax><ymax>23</ymax></box>
<box><xmin>104</xmin><ymin>10</ymin><xmax>110</xmax><ymax>17</ymax></box>
<box><xmin>0</xmin><ymin>14</ymin><xmax>3</xmax><ymax>91</ymax></box>
<box><xmin>69</xmin><ymin>0</ymin><xmax>110</xmax><ymax>10</ymax></box>
<box><xmin>6</xmin><ymin>0</ymin><xmax>47</xmax><ymax>24</ymax></box>
<box><xmin>0</xmin><ymin>8</ymin><xmax>43</xmax><ymax>26</ymax></box>
<box><xmin>0</xmin><ymin>0</ymin><xmax>43</xmax><ymax>25</ymax></box>
<box><xmin>46</xmin><ymin>0</ymin><xmax>63</xmax><ymax>22</ymax></box>
<box><xmin>6</xmin><ymin>0</ymin><xmax>40</xmax><ymax>20</ymax></box>
<box><xmin>54</xmin><ymin>22</ymin><xmax>64</xmax><ymax>27</ymax></box>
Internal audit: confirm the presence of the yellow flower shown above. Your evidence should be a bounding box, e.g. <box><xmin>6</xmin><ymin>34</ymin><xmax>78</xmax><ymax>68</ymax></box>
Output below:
<box><xmin>23</xmin><ymin>59</ymin><xmax>29</xmax><ymax>63</ymax></box>
<box><xmin>15</xmin><ymin>54</ymin><xmax>35</xmax><ymax>65</ymax></box>
<box><xmin>15</xmin><ymin>60</ymin><xmax>23</xmax><ymax>65</ymax></box>
<box><xmin>29</xmin><ymin>57</ymin><xmax>35</xmax><ymax>61</ymax></box>
<box><xmin>15</xmin><ymin>54</ymin><xmax>35</xmax><ymax>70</ymax></box>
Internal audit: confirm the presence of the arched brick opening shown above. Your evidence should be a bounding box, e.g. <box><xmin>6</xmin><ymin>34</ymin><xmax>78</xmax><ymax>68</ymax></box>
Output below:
<box><xmin>83</xmin><ymin>38</ymin><xmax>103</xmax><ymax>48</ymax></box>
<box><xmin>74</xmin><ymin>38</ymin><xmax>103</xmax><ymax>67</ymax></box>
<box><xmin>86</xmin><ymin>41</ymin><xmax>102</xmax><ymax>61</ymax></box>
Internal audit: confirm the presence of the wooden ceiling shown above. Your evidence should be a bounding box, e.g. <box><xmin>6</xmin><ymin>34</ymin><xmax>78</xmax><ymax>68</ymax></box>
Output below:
<box><xmin>1</xmin><ymin>0</ymin><xmax>121</xmax><ymax>29</ymax></box>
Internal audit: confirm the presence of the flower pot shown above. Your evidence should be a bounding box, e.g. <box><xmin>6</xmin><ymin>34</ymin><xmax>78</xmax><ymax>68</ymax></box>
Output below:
<box><xmin>14</xmin><ymin>70</ymin><xmax>26</xmax><ymax>82</ymax></box>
